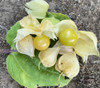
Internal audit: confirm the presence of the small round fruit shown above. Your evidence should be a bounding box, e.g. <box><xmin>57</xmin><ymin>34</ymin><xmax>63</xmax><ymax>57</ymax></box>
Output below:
<box><xmin>33</xmin><ymin>35</ymin><xmax>50</xmax><ymax>51</ymax></box>
<box><xmin>58</xmin><ymin>28</ymin><xmax>78</xmax><ymax>46</ymax></box>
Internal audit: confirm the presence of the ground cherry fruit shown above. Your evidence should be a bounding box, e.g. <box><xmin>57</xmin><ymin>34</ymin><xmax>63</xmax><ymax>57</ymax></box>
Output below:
<box><xmin>33</xmin><ymin>35</ymin><xmax>50</xmax><ymax>51</ymax></box>
<box><xmin>58</xmin><ymin>28</ymin><xmax>78</xmax><ymax>46</ymax></box>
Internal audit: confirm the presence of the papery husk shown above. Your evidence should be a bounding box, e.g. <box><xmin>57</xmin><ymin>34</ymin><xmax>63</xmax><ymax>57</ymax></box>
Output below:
<box><xmin>16</xmin><ymin>35</ymin><xmax>35</xmax><ymax>57</ymax></box>
<box><xmin>74</xmin><ymin>31</ymin><xmax>99</xmax><ymax>62</ymax></box>
<box><xmin>55</xmin><ymin>52</ymin><xmax>80</xmax><ymax>78</ymax></box>
<box><xmin>39</xmin><ymin>47</ymin><xmax>60</xmax><ymax>67</ymax></box>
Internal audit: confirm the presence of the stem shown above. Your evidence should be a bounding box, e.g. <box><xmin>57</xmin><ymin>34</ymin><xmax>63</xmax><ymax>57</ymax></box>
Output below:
<box><xmin>0</xmin><ymin>49</ymin><xmax>17</xmax><ymax>54</ymax></box>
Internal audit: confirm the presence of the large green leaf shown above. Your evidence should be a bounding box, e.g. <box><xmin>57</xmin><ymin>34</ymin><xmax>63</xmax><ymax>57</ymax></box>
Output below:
<box><xmin>6</xmin><ymin>12</ymin><xmax>71</xmax><ymax>88</ymax></box>
<box><xmin>7</xmin><ymin>52</ymin><xmax>71</xmax><ymax>88</ymax></box>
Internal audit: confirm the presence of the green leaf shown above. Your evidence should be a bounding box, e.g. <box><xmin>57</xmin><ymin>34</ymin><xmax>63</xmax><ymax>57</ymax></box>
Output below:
<box><xmin>7</xmin><ymin>52</ymin><xmax>71</xmax><ymax>88</ymax></box>
<box><xmin>47</xmin><ymin>12</ymin><xmax>70</xmax><ymax>21</ymax></box>
<box><xmin>6</xmin><ymin>22</ymin><xmax>21</xmax><ymax>50</ymax></box>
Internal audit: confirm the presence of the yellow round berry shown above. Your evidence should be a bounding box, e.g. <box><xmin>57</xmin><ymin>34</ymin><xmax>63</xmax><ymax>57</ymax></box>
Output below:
<box><xmin>58</xmin><ymin>28</ymin><xmax>78</xmax><ymax>46</ymax></box>
<box><xmin>33</xmin><ymin>35</ymin><xmax>50</xmax><ymax>51</ymax></box>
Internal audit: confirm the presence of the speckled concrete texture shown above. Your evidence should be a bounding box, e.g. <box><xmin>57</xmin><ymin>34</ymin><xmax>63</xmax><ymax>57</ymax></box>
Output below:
<box><xmin>0</xmin><ymin>0</ymin><xmax>100</xmax><ymax>88</ymax></box>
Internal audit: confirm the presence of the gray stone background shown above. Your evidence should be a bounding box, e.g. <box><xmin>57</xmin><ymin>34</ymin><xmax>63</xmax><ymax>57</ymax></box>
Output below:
<box><xmin>0</xmin><ymin>0</ymin><xmax>100</xmax><ymax>88</ymax></box>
